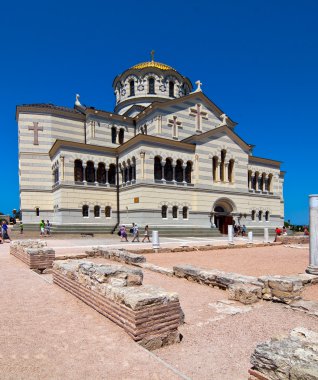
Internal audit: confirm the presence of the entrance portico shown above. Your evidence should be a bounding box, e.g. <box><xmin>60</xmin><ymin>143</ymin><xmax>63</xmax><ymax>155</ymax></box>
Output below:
<box><xmin>212</xmin><ymin>198</ymin><xmax>236</xmax><ymax>234</ymax></box>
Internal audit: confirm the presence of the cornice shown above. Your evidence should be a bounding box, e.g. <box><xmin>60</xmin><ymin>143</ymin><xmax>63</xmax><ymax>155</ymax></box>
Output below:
<box><xmin>16</xmin><ymin>105</ymin><xmax>85</xmax><ymax>122</ymax></box>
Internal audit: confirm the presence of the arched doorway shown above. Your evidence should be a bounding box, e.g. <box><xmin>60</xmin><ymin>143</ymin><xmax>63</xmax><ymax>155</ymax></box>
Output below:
<box><xmin>211</xmin><ymin>198</ymin><xmax>235</xmax><ymax>234</ymax></box>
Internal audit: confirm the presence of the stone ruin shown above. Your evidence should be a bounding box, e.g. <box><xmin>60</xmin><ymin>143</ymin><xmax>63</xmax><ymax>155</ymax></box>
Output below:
<box><xmin>276</xmin><ymin>235</ymin><xmax>309</xmax><ymax>244</ymax></box>
<box><xmin>53</xmin><ymin>260</ymin><xmax>184</xmax><ymax>350</ymax></box>
<box><xmin>86</xmin><ymin>246</ymin><xmax>146</xmax><ymax>265</ymax></box>
<box><xmin>249</xmin><ymin>327</ymin><xmax>318</xmax><ymax>380</ymax></box>
<box><xmin>10</xmin><ymin>240</ymin><xmax>55</xmax><ymax>271</ymax></box>
<box><xmin>173</xmin><ymin>264</ymin><xmax>317</xmax><ymax>305</ymax></box>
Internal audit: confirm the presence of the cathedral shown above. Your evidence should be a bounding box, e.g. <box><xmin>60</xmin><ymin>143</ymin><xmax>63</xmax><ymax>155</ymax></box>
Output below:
<box><xmin>16</xmin><ymin>54</ymin><xmax>285</xmax><ymax>234</ymax></box>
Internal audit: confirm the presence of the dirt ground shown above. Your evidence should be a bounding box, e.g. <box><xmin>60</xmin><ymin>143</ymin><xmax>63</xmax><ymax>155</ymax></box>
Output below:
<box><xmin>1</xmin><ymin>240</ymin><xmax>317</xmax><ymax>380</ymax></box>
<box><xmin>145</xmin><ymin>245</ymin><xmax>311</xmax><ymax>277</ymax></box>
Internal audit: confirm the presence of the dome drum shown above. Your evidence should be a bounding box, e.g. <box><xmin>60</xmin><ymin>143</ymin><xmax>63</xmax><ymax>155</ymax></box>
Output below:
<box><xmin>113</xmin><ymin>60</ymin><xmax>192</xmax><ymax>115</ymax></box>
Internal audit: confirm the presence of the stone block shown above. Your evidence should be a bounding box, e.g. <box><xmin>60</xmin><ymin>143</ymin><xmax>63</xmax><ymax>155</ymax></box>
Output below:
<box><xmin>228</xmin><ymin>283</ymin><xmax>262</xmax><ymax>304</ymax></box>
<box><xmin>250</xmin><ymin>327</ymin><xmax>318</xmax><ymax>380</ymax></box>
<box><xmin>53</xmin><ymin>260</ymin><xmax>183</xmax><ymax>350</ymax></box>
<box><xmin>140</xmin><ymin>263</ymin><xmax>174</xmax><ymax>277</ymax></box>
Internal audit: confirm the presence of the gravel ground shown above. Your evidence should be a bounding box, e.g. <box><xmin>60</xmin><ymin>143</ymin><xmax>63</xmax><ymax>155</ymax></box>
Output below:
<box><xmin>2</xmin><ymin>240</ymin><xmax>317</xmax><ymax>380</ymax></box>
<box><xmin>93</xmin><ymin>257</ymin><xmax>318</xmax><ymax>380</ymax></box>
<box><xmin>146</xmin><ymin>245</ymin><xmax>311</xmax><ymax>276</ymax></box>
<box><xmin>0</xmin><ymin>244</ymin><xmax>181</xmax><ymax>380</ymax></box>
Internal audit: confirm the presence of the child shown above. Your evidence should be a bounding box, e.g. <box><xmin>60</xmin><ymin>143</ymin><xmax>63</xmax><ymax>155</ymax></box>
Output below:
<box><xmin>20</xmin><ymin>221</ymin><xmax>24</xmax><ymax>234</ymax></box>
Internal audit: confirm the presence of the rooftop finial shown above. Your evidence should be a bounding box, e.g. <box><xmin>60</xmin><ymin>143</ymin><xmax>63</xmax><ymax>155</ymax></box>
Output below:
<box><xmin>150</xmin><ymin>50</ymin><xmax>155</xmax><ymax>62</ymax></box>
<box><xmin>194</xmin><ymin>80</ymin><xmax>202</xmax><ymax>92</ymax></box>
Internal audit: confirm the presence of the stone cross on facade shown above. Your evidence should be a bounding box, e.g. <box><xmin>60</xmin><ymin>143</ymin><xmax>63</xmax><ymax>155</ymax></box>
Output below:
<box><xmin>189</xmin><ymin>103</ymin><xmax>208</xmax><ymax>132</ymax></box>
<box><xmin>28</xmin><ymin>122</ymin><xmax>43</xmax><ymax>145</ymax></box>
<box><xmin>168</xmin><ymin>116</ymin><xmax>182</xmax><ymax>139</ymax></box>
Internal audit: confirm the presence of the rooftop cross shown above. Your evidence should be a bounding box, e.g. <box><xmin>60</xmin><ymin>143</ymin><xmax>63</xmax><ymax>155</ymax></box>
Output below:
<box><xmin>28</xmin><ymin>122</ymin><xmax>43</xmax><ymax>145</ymax></box>
<box><xmin>150</xmin><ymin>50</ymin><xmax>155</xmax><ymax>61</ymax></box>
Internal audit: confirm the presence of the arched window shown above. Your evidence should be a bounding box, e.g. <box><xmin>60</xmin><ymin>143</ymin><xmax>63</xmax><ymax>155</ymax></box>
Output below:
<box><xmin>248</xmin><ymin>170</ymin><xmax>252</xmax><ymax>189</ymax></box>
<box><xmin>129</xmin><ymin>80</ymin><xmax>135</xmax><ymax>96</ymax></box>
<box><xmin>74</xmin><ymin>160</ymin><xmax>83</xmax><ymax>182</ymax></box>
<box><xmin>54</xmin><ymin>168</ymin><xmax>59</xmax><ymax>184</ymax></box>
<box><xmin>161</xmin><ymin>205</ymin><xmax>168</xmax><ymax>219</ymax></box>
<box><xmin>108</xmin><ymin>164</ymin><xmax>116</xmax><ymax>185</ymax></box>
<box><xmin>82</xmin><ymin>205</ymin><xmax>89</xmax><ymax>217</ymax></box>
<box><xmin>212</xmin><ymin>156</ymin><xmax>218</xmax><ymax>182</ymax></box>
<box><xmin>214</xmin><ymin>206</ymin><xmax>225</xmax><ymax>213</ymax></box>
<box><xmin>97</xmin><ymin>163</ymin><xmax>106</xmax><ymax>184</ymax></box>
<box><xmin>105</xmin><ymin>206</ymin><xmax>111</xmax><ymax>218</ymax></box>
<box><xmin>118</xmin><ymin>128</ymin><xmax>124</xmax><ymax>145</ymax></box>
<box><xmin>164</xmin><ymin>158</ymin><xmax>173</xmax><ymax>181</ymax></box>
<box><xmin>35</xmin><ymin>207</ymin><xmax>40</xmax><ymax>216</ymax></box>
<box><xmin>172</xmin><ymin>206</ymin><xmax>178</xmax><ymax>219</ymax></box>
<box><xmin>258</xmin><ymin>210</ymin><xmax>263</xmax><ymax>221</ymax></box>
<box><xmin>185</xmin><ymin>161</ymin><xmax>192</xmax><ymax>183</ymax></box>
<box><xmin>228</xmin><ymin>160</ymin><xmax>234</xmax><ymax>183</ymax></box>
<box><xmin>111</xmin><ymin>126</ymin><xmax>117</xmax><ymax>144</ymax></box>
<box><xmin>148</xmin><ymin>77</ymin><xmax>155</xmax><ymax>94</ymax></box>
<box><xmin>175</xmin><ymin>160</ymin><xmax>183</xmax><ymax>182</ymax></box>
<box><xmin>182</xmin><ymin>206</ymin><xmax>188</xmax><ymax>219</ymax></box>
<box><xmin>94</xmin><ymin>205</ymin><xmax>100</xmax><ymax>218</ymax></box>
<box><xmin>154</xmin><ymin>156</ymin><xmax>162</xmax><ymax>180</ymax></box>
<box><xmin>169</xmin><ymin>81</ymin><xmax>174</xmax><ymax>97</ymax></box>
<box><xmin>128</xmin><ymin>163</ymin><xmax>133</xmax><ymax>182</ymax></box>
<box><xmin>251</xmin><ymin>210</ymin><xmax>256</xmax><ymax>221</ymax></box>
<box><xmin>265</xmin><ymin>211</ymin><xmax>269</xmax><ymax>221</ymax></box>
<box><xmin>85</xmin><ymin>161</ymin><xmax>95</xmax><ymax>183</ymax></box>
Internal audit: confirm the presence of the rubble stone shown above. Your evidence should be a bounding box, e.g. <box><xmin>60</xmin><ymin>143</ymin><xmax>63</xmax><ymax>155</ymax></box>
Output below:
<box><xmin>250</xmin><ymin>327</ymin><xmax>318</xmax><ymax>380</ymax></box>
<box><xmin>228</xmin><ymin>283</ymin><xmax>262</xmax><ymax>304</ymax></box>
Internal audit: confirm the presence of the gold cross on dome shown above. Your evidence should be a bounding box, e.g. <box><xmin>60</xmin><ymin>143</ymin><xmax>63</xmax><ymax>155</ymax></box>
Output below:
<box><xmin>150</xmin><ymin>50</ymin><xmax>155</xmax><ymax>61</ymax></box>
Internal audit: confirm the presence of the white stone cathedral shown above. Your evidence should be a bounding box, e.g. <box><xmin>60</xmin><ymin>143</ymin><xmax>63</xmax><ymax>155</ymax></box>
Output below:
<box><xmin>16</xmin><ymin>54</ymin><xmax>285</xmax><ymax>234</ymax></box>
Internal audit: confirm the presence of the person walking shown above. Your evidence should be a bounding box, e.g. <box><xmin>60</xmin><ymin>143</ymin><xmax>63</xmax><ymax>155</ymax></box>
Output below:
<box><xmin>132</xmin><ymin>223</ymin><xmax>140</xmax><ymax>242</ymax></box>
<box><xmin>242</xmin><ymin>225</ymin><xmax>247</xmax><ymax>237</ymax></box>
<box><xmin>45</xmin><ymin>220</ymin><xmax>52</xmax><ymax>236</ymax></box>
<box><xmin>142</xmin><ymin>225</ymin><xmax>151</xmax><ymax>242</ymax></box>
<box><xmin>2</xmin><ymin>221</ymin><xmax>11</xmax><ymax>242</ymax></box>
<box><xmin>40</xmin><ymin>220</ymin><xmax>45</xmax><ymax>236</ymax></box>
<box><xmin>119</xmin><ymin>225</ymin><xmax>128</xmax><ymax>242</ymax></box>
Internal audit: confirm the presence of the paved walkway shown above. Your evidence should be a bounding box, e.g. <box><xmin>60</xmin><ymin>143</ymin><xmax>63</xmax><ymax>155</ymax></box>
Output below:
<box><xmin>0</xmin><ymin>243</ymin><xmax>184</xmax><ymax>380</ymax></box>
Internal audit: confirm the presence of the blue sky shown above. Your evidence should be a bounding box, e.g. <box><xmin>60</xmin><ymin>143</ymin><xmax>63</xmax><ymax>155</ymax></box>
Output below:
<box><xmin>1</xmin><ymin>0</ymin><xmax>317</xmax><ymax>224</ymax></box>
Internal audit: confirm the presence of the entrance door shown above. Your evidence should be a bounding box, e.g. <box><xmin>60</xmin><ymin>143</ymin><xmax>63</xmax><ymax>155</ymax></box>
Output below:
<box><xmin>216</xmin><ymin>215</ymin><xmax>233</xmax><ymax>234</ymax></box>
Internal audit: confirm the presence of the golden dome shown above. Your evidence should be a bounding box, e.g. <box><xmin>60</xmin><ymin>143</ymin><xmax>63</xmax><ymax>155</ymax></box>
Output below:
<box><xmin>131</xmin><ymin>61</ymin><xmax>176</xmax><ymax>71</ymax></box>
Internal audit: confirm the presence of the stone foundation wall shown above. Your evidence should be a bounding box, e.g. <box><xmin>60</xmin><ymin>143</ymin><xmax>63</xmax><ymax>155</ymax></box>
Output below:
<box><xmin>276</xmin><ymin>235</ymin><xmax>309</xmax><ymax>244</ymax></box>
<box><xmin>249</xmin><ymin>327</ymin><xmax>318</xmax><ymax>380</ymax></box>
<box><xmin>10</xmin><ymin>240</ymin><xmax>55</xmax><ymax>270</ymax></box>
<box><xmin>53</xmin><ymin>260</ymin><xmax>183</xmax><ymax>350</ymax></box>
<box><xmin>173</xmin><ymin>264</ymin><xmax>317</xmax><ymax>304</ymax></box>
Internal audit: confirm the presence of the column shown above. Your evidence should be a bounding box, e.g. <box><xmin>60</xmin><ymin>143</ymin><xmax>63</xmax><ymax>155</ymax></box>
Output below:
<box><xmin>225</xmin><ymin>163</ymin><xmax>229</xmax><ymax>183</ymax></box>
<box><xmin>161</xmin><ymin>161</ymin><xmax>165</xmax><ymax>181</ymax></box>
<box><xmin>105</xmin><ymin>168</ymin><xmax>109</xmax><ymax>185</ymax></box>
<box><xmin>306</xmin><ymin>195</ymin><xmax>318</xmax><ymax>274</ymax></box>
<box><xmin>94</xmin><ymin>166</ymin><xmax>98</xmax><ymax>185</ymax></box>
<box><xmin>172</xmin><ymin>163</ymin><xmax>176</xmax><ymax>183</ymax></box>
<box><xmin>83</xmin><ymin>164</ymin><xmax>87</xmax><ymax>184</ymax></box>
<box><xmin>131</xmin><ymin>165</ymin><xmax>135</xmax><ymax>182</ymax></box>
<box><xmin>140</xmin><ymin>152</ymin><xmax>145</xmax><ymax>179</ymax></box>
<box><xmin>255</xmin><ymin>173</ymin><xmax>259</xmax><ymax>191</ymax></box>
<box><xmin>60</xmin><ymin>156</ymin><xmax>65</xmax><ymax>181</ymax></box>
<box><xmin>217</xmin><ymin>162</ymin><xmax>221</xmax><ymax>182</ymax></box>
<box><xmin>127</xmin><ymin>166</ymin><xmax>130</xmax><ymax>183</ymax></box>
<box><xmin>182</xmin><ymin>163</ymin><xmax>186</xmax><ymax>184</ymax></box>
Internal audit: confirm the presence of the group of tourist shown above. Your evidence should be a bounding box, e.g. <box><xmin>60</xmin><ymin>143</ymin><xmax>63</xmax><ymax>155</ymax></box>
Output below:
<box><xmin>118</xmin><ymin>223</ymin><xmax>151</xmax><ymax>243</ymax></box>
<box><xmin>0</xmin><ymin>220</ymin><xmax>11</xmax><ymax>243</ymax></box>
<box><xmin>233</xmin><ymin>224</ymin><xmax>247</xmax><ymax>237</ymax></box>
<box><xmin>40</xmin><ymin>220</ymin><xmax>52</xmax><ymax>236</ymax></box>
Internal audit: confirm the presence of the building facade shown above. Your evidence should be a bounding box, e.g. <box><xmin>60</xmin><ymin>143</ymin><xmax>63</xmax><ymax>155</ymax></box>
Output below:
<box><xmin>16</xmin><ymin>57</ymin><xmax>285</xmax><ymax>234</ymax></box>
